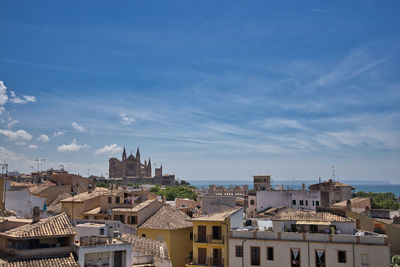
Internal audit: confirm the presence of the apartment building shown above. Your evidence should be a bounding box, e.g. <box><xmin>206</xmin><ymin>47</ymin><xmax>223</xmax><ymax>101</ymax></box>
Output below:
<box><xmin>186</xmin><ymin>208</ymin><xmax>243</xmax><ymax>267</ymax></box>
<box><xmin>112</xmin><ymin>199</ymin><xmax>163</xmax><ymax>226</ymax></box>
<box><xmin>229</xmin><ymin>209</ymin><xmax>390</xmax><ymax>267</ymax></box>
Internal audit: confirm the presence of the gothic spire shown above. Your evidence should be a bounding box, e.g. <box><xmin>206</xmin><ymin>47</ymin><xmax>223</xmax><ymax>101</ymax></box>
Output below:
<box><xmin>122</xmin><ymin>147</ymin><xmax>127</xmax><ymax>160</ymax></box>
<box><xmin>136</xmin><ymin>147</ymin><xmax>140</xmax><ymax>159</ymax></box>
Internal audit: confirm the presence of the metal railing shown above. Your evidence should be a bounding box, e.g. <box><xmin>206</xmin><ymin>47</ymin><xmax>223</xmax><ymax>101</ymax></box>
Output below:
<box><xmin>209</xmin><ymin>235</ymin><xmax>224</xmax><ymax>244</ymax></box>
<box><xmin>209</xmin><ymin>257</ymin><xmax>224</xmax><ymax>267</ymax></box>
<box><xmin>194</xmin><ymin>234</ymin><xmax>209</xmax><ymax>243</ymax></box>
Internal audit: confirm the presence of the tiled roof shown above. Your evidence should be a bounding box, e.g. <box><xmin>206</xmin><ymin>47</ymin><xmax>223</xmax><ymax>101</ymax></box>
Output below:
<box><xmin>190</xmin><ymin>208</ymin><xmax>242</xmax><ymax>222</ymax></box>
<box><xmin>272</xmin><ymin>209</ymin><xmax>354</xmax><ymax>223</ymax></box>
<box><xmin>332</xmin><ymin>197</ymin><xmax>370</xmax><ymax>208</ymax></box>
<box><xmin>0</xmin><ymin>213</ymin><xmax>75</xmax><ymax>239</ymax></box>
<box><xmin>82</xmin><ymin>207</ymin><xmax>102</xmax><ymax>215</ymax></box>
<box><xmin>120</xmin><ymin>234</ymin><xmax>169</xmax><ymax>260</ymax></box>
<box><xmin>0</xmin><ymin>253</ymin><xmax>78</xmax><ymax>267</ymax></box>
<box><xmin>61</xmin><ymin>187</ymin><xmax>123</xmax><ymax>202</ymax></box>
<box><xmin>139</xmin><ymin>205</ymin><xmax>192</xmax><ymax>230</ymax></box>
<box><xmin>113</xmin><ymin>199</ymin><xmax>157</xmax><ymax>213</ymax></box>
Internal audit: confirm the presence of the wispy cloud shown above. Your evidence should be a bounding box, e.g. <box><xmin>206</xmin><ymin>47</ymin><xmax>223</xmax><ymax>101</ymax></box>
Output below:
<box><xmin>37</xmin><ymin>134</ymin><xmax>50</xmax><ymax>143</ymax></box>
<box><xmin>0</xmin><ymin>129</ymin><xmax>33</xmax><ymax>142</ymax></box>
<box><xmin>95</xmin><ymin>144</ymin><xmax>122</xmax><ymax>155</ymax></box>
<box><xmin>53</xmin><ymin>131</ymin><xmax>65</xmax><ymax>136</ymax></box>
<box><xmin>57</xmin><ymin>139</ymin><xmax>89</xmax><ymax>153</ymax></box>
<box><xmin>120</xmin><ymin>113</ymin><xmax>135</xmax><ymax>125</ymax></box>
<box><xmin>28</xmin><ymin>144</ymin><xmax>39</xmax><ymax>149</ymax></box>
<box><xmin>72</xmin><ymin>122</ymin><xmax>85</xmax><ymax>132</ymax></box>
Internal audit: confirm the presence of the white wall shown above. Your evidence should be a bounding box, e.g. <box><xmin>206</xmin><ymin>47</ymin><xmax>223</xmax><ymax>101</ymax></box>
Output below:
<box><xmin>5</xmin><ymin>189</ymin><xmax>45</xmax><ymax>218</ymax></box>
<box><xmin>230</xmin><ymin>208</ymin><xmax>244</xmax><ymax>229</ymax></box>
<box><xmin>257</xmin><ymin>190</ymin><xmax>321</xmax><ymax>212</ymax></box>
<box><xmin>229</xmin><ymin>238</ymin><xmax>390</xmax><ymax>267</ymax></box>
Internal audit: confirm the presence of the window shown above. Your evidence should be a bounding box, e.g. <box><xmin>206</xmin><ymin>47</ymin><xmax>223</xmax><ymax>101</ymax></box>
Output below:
<box><xmin>267</xmin><ymin>247</ymin><xmax>274</xmax><ymax>261</ymax></box>
<box><xmin>116</xmin><ymin>196</ymin><xmax>120</xmax><ymax>203</ymax></box>
<box><xmin>190</xmin><ymin>232</ymin><xmax>193</xmax><ymax>240</ymax></box>
<box><xmin>250</xmin><ymin>199</ymin><xmax>255</xmax><ymax>205</ymax></box>
<box><xmin>361</xmin><ymin>254</ymin><xmax>369</xmax><ymax>266</ymax></box>
<box><xmin>108</xmin><ymin>197</ymin><xmax>112</xmax><ymax>204</ymax></box>
<box><xmin>291</xmin><ymin>248</ymin><xmax>300</xmax><ymax>267</ymax></box>
<box><xmin>315</xmin><ymin>250</ymin><xmax>325</xmax><ymax>267</ymax></box>
<box><xmin>236</xmin><ymin>245</ymin><xmax>243</xmax><ymax>257</ymax></box>
<box><xmin>316</xmin><ymin>201</ymin><xmax>320</xmax><ymax>207</ymax></box>
<box><xmin>130</xmin><ymin>216</ymin><xmax>137</xmax><ymax>225</ymax></box>
<box><xmin>338</xmin><ymin>251</ymin><xmax>346</xmax><ymax>263</ymax></box>
<box><xmin>142</xmin><ymin>234</ymin><xmax>146</xmax><ymax>238</ymax></box>
<box><xmin>292</xmin><ymin>200</ymin><xmax>297</xmax><ymax>205</ymax></box>
<box><xmin>99</xmin><ymin>229</ymin><xmax>104</xmax><ymax>236</ymax></box>
<box><xmin>300</xmin><ymin>200</ymin><xmax>304</xmax><ymax>206</ymax></box>
<box><xmin>212</xmin><ymin>226</ymin><xmax>222</xmax><ymax>240</ymax></box>
<box><xmin>312</xmin><ymin>200</ymin><xmax>315</xmax><ymax>206</ymax></box>
<box><xmin>251</xmin><ymin>246</ymin><xmax>260</xmax><ymax>266</ymax></box>
<box><xmin>306</xmin><ymin>200</ymin><xmax>308</xmax><ymax>206</ymax></box>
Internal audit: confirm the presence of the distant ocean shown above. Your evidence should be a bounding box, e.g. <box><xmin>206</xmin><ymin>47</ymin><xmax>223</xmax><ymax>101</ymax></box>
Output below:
<box><xmin>188</xmin><ymin>180</ymin><xmax>400</xmax><ymax>197</ymax></box>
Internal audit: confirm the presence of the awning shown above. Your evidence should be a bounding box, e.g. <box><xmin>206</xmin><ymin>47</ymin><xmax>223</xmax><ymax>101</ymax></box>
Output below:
<box><xmin>296</xmin><ymin>221</ymin><xmax>331</xmax><ymax>225</ymax></box>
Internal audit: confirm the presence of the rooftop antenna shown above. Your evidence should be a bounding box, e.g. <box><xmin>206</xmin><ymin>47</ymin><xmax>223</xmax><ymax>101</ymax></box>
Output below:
<box><xmin>34</xmin><ymin>159</ymin><xmax>40</xmax><ymax>172</ymax></box>
<box><xmin>332</xmin><ymin>164</ymin><xmax>336</xmax><ymax>181</ymax></box>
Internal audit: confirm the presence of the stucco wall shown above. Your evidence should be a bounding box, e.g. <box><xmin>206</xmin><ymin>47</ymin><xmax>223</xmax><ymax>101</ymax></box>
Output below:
<box><xmin>5</xmin><ymin>189</ymin><xmax>45</xmax><ymax>218</ymax></box>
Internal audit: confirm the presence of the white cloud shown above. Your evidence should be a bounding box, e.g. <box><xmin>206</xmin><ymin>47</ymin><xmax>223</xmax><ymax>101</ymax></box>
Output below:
<box><xmin>95</xmin><ymin>144</ymin><xmax>122</xmax><ymax>155</ymax></box>
<box><xmin>120</xmin><ymin>113</ymin><xmax>135</xmax><ymax>125</ymax></box>
<box><xmin>53</xmin><ymin>131</ymin><xmax>65</xmax><ymax>136</ymax></box>
<box><xmin>28</xmin><ymin>144</ymin><xmax>39</xmax><ymax>149</ymax></box>
<box><xmin>37</xmin><ymin>134</ymin><xmax>50</xmax><ymax>143</ymax></box>
<box><xmin>0</xmin><ymin>81</ymin><xmax>8</xmax><ymax>114</ymax></box>
<box><xmin>0</xmin><ymin>146</ymin><xmax>18</xmax><ymax>160</ymax></box>
<box><xmin>0</xmin><ymin>129</ymin><xmax>33</xmax><ymax>142</ymax></box>
<box><xmin>72</xmin><ymin>122</ymin><xmax>85</xmax><ymax>132</ymax></box>
<box><xmin>9</xmin><ymin>95</ymin><xmax>36</xmax><ymax>104</ymax></box>
<box><xmin>7</xmin><ymin>120</ymin><xmax>19</xmax><ymax>128</ymax></box>
<box><xmin>57</xmin><ymin>139</ymin><xmax>89</xmax><ymax>153</ymax></box>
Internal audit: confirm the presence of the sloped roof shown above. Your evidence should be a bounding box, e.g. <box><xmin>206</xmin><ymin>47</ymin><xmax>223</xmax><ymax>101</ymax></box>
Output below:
<box><xmin>272</xmin><ymin>209</ymin><xmax>354</xmax><ymax>223</ymax></box>
<box><xmin>0</xmin><ymin>213</ymin><xmax>75</xmax><ymax>239</ymax></box>
<box><xmin>120</xmin><ymin>234</ymin><xmax>169</xmax><ymax>260</ymax></box>
<box><xmin>61</xmin><ymin>187</ymin><xmax>123</xmax><ymax>202</ymax></box>
<box><xmin>0</xmin><ymin>253</ymin><xmax>78</xmax><ymax>267</ymax></box>
<box><xmin>190</xmin><ymin>208</ymin><xmax>242</xmax><ymax>222</ymax></box>
<box><xmin>139</xmin><ymin>205</ymin><xmax>192</xmax><ymax>230</ymax></box>
<box><xmin>113</xmin><ymin>199</ymin><xmax>157</xmax><ymax>213</ymax></box>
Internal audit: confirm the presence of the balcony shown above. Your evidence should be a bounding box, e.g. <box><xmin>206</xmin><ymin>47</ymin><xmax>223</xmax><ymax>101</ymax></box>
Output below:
<box><xmin>209</xmin><ymin>257</ymin><xmax>224</xmax><ymax>267</ymax></box>
<box><xmin>186</xmin><ymin>256</ymin><xmax>208</xmax><ymax>266</ymax></box>
<box><xmin>209</xmin><ymin>235</ymin><xmax>224</xmax><ymax>244</ymax></box>
<box><xmin>194</xmin><ymin>234</ymin><xmax>209</xmax><ymax>244</ymax></box>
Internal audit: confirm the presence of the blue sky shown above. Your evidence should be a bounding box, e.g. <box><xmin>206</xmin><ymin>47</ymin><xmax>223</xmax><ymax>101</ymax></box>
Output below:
<box><xmin>0</xmin><ymin>1</ymin><xmax>399</xmax><ymax>182</ymax></box>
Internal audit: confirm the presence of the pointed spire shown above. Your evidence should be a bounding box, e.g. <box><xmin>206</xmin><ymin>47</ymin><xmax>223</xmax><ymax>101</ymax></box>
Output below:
<box><xmin>144</xmin><ymin>160</ymin><xmax>147</xmax><ymax>166</ymax></box>
<box><xmin>122</xmin><ymin>147</ymin><xmax>127</xmax><ymax>160</ymax></box>
<box><xmin>136</xmin><ymin>147</ymin><xmax>140</xmax><ymax>160</ymax></box>
<box><xmin>148</xmin><ymin>157</ymin><xmax>151</xmax><ymax>166</ymax></box>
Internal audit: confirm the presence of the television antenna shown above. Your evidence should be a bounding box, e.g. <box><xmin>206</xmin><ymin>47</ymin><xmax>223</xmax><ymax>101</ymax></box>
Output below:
<box><xmin>332</xmin><ymin>164</ymin><xmax>336</xmax><ymax>181</ymax></box>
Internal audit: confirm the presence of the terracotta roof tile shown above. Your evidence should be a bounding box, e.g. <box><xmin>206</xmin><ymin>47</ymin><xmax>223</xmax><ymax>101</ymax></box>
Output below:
<box><xmin>0</xmin><ymin>253</ymin><xmax>78</xmax><ymax>267</ymax></box>
<box><xmin>272</xmin><ymin>209</ymin><xmax>354</xmax><ymax>222</ymax></box>
<box><xmin>139</xmin><ymin>205</ymin><xmax>192</xmax><ymax>230</ymax></box>
<box><xmin>120</xmin><ymin>234</ymin><xmax>169</xmax><ymax>260</ymax></box>
<box><xmin>190</xmin><ymin>208</ymin><xmax>242</xmax><ymax>222</ymax></box>
<box><xmin>113</xmin><ymin>199</ymin><xmax>157</xmax><ymax>213</ymax></box>
<box><xmin>0</xmin><ymin>213</ymin><xmax>75</xmax><ymax>239</ymax></box>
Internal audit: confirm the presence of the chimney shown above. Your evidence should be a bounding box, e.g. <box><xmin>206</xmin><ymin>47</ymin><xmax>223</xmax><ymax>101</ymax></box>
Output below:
<box><xmin>302</xmin><ymin>183</ymin><xmax>306</xmax><ymax>192</ymax></box>
<box><xmin>88</xmin><ymin>184</ymin><xmax>93</xmax><ymax>193</ymax></box>
<box><xmin>346</xmin><ymin>199</ymin><xmax>352</xmax><ymax>211</ymax></box>
<box><xmin>319</xmin><ymin>177</ymin><xmax>321</xmax><ymax>184</ymax></box>
<box><xmin>32</xmin><ymin>206</ymin><xmax>40</xmax><ymax>223</ymax></box>
<box><xmin>365</xmin><ymin>206</ymin><xmax>370</xmax><ymax>217</ymax></box>
<box><xmin>393</xmin><ymin>216</ymin><xmax>400</xmax><ymax>224</ymax></box>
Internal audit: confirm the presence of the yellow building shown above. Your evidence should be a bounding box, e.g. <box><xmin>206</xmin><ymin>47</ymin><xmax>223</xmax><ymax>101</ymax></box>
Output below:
<box><xmin>186</xmin><ymin>208</ymin><xmax>243</xmax><ymax>267</ymax></box>
<box><xmin>138</xmin><ymin>204</ymin><xmax>193</xmax><ymax>267</ymax></box>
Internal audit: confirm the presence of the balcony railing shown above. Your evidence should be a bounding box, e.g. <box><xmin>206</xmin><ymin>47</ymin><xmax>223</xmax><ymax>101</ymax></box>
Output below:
<box><xmin>209</xmin><ymin>257</ymin><xmax>224</xmax><ymax>267</ymax></box>
<box><xmin>194</xmin><ymin>234</ymin><xmax>209</xmax><ymax>243</ymax></box>
<box><xmin>186</xmin><ymin>256</ymin><xmax>208</xmax><ymax>266</ymax></box>
<box><xmin>209</xmin><ymin>235</ymin><xmax>224</xmax><ymax>244</ymax></box>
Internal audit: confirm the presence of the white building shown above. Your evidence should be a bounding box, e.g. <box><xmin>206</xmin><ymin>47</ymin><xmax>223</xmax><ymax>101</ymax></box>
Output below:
<box><xmin>229</xmin><ymin>210</ymin><xmax>390</xmax><ymax>267</ymax></box>
<box><xmin>257</xmin><ymin>189</ymin><xmax>321</xmax><ymax>213</ymax></box>
<box><xmin>5</xmin><ymin>189</ymin><xmax>47</xmax><ymax>218</ymax></box>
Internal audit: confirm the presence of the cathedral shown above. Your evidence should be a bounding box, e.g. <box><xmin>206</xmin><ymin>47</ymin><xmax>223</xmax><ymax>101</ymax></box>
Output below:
<box><xmin>109</xmin><ymin>147</ymin><xmax>153</xmax><ymax>178</ymax></box>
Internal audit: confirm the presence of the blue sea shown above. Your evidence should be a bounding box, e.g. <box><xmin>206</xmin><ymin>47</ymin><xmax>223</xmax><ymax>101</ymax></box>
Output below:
<box><xmin>188</xmin><ymin>180</ymin><xmax>400</xmax><ymax>197</ymax></box>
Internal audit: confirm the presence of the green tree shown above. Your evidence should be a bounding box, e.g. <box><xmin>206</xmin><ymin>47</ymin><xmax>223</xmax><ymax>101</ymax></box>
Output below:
<box><xmin>355</xmin><ymin>191</ymin><xmax>399</xmax><ymax>210</ymax></box>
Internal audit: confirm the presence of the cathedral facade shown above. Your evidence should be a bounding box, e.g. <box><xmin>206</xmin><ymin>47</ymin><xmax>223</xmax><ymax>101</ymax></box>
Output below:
<box><xmin>109</xmin><ymin>148</ymin><xmax>152</xmax><ymax>178</ymax></box>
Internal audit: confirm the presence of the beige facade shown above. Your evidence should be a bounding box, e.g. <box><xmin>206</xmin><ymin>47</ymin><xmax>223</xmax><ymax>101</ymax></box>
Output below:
<box><xmin>112</xmin><ymin>199</ymin><xmax>163</xmax><ymax>226</ymax></box>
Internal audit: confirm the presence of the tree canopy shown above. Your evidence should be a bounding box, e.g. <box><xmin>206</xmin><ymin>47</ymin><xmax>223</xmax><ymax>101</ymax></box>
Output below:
<box><xmin>355</xmin><ymin>191</ymin><xmax>399</xmax><ymax>210</ymax></box>
<box><xmin>150</xmin><ymin>185</ymin><xmax>197</xmax><ymax>201</ymax></box>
